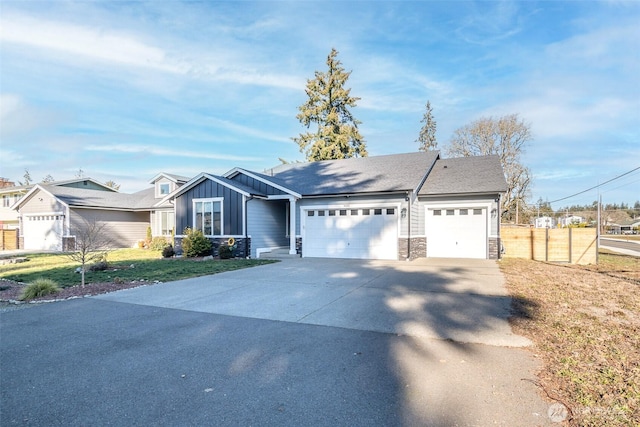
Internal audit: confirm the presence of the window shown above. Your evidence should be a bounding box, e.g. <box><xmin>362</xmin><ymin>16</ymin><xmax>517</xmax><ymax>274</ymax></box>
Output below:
<box><xmin>160</xmin><ymin>211</ymin><xmax>174</xmax><ymax>236</ymax></box>
<box><xmin>446</xmin><ymin>209</ymin><xmax>454</xmax><ymax>216</ymax></box>
<box><xmin>473</xmin><ymin>209</ymin><xmax>482</xmax><ymax>215</ymax></box>
<box><xmin>374</xmin><ymin>209</ymin><xmax>382</xmax><ymax>215</ymax></box>
<box><xmin>386</xmin><ymin>208</ymin><xmax>395</xmax><ymax>215</ymax></box>
<box><xmin>362</xmin><ymin>209</ymin><xmax>370</xmax><ymax>215</ymax></box>
<box><xmin>307</xmin><ymin>210</ymin><xmax>315</xmax><ymax>216</ymax></box>
<box><xmin>433</xmin><ymin>210</ymin><xmax>441</xmax><ymax>216</ymax></box>
<box><xmin>328</xmin><ymin>210</ymin><xmax>336</xmax><ymax>216</ymax></box>
<box><xmin>194</xmin><ymin>199</ymin><xmax>222</xmax><ymax>236</ymax></box>
<box><xmin>351</xmin><ymin>209</ymin><xmax>359</xmax><ymax>216</ymax></box>
<box><xmin>339</xmin><ymin>210</ymin><xmax>347</xmax><ymax>216</ymax></box>
<box><xmin>159</xmin><ymin>183</ymin><xmax>170</xmax><ymax>195</ymax></box>
<box><xmin>318</xmin><ymin>210</ymin><xmax>325</xmax><ymax>216</ymax></box>
<box><xmin>460</xmin><ymin>209</ymin><xmax>468</xmax><ymax>215</ymax></box>
<box><xmin>2</xmin><ymin>195</ymin><xmax>10</xmax><ymax>207</ymax></box>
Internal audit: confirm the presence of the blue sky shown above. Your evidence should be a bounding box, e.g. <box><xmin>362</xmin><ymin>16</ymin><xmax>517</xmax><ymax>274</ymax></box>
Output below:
<box><xmin>1</xmin><ymin>1</ymin><xmax>638</xmax><ymax>209</ymax></box>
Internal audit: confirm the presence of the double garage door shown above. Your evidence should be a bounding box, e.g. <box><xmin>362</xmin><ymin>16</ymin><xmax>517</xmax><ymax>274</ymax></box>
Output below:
<box><xmin>303</xmin><ymin>207</ymin><xmax>398</xmax><ymax>260</ymax></box>
<box><xmin>23</xmin><ymin>214</ymin><xmax>64</xmax><ymax>251</ymax></box>
<box><xmin>425</xmin><ymin>207</ymin><xmax>487</xmax><ymax>259</ymax></box>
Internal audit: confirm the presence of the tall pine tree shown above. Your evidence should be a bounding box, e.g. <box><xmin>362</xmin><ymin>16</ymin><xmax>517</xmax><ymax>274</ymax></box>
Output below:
<box><xmin>417</xmin><ymin>101</ymin><xmax>437</xmax><ymax>151</ymax></box>
<box><xmin>293</xmin><ymin>48</ymin><xmax>367</xmax><ymax>161</ymax></box>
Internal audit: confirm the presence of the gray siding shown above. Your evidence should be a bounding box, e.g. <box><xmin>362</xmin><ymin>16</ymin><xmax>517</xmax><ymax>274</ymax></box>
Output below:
<box><xmin>18</xmin><ymin>190</ymin><xmax>66</xmax><ymax>214</ymax></box>
<box><xmin>247</xmin><ymin>199</ymin><xmax>288</xmax><ymax>257</ymax></box>
<box><xmin>69</xmin><ymin>208</ymin><xmax>149</xmax><ymax>248</ymax></box>
<box><xmin>175</xmin><ymin>179</ymin><xmax>244</xmax><ymax>235</ymax></box>
<box><xmin>230</xmin><ymin>174</ymin><xmax>287</xmax><ymax>196</ymax></box>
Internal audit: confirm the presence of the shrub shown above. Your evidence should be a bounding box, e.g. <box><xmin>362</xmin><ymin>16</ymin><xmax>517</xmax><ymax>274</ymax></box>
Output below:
<box><xmin>89</xmin><ymin>254</ymin><xmax>109</xmax><ymax>271</ymax></box>
<box><xmin>146</xmin><ymin>226</ymin><xmax>152</xmax><ymax>244</ymax></box>
<box><xmin>20</xmin><ymin>278</ymin><xmax>60</xmax><ymax>301</ymax></box>
<box><xmin>181</xmin><ymin>228</ymin><xmax>212</xmax><ymax>257</ymax></box>
<box><xmin>150</xmin><ymin>236</ymin><xmax>168</xmax><ymax>251</ymax></box>
<box><xmin>218</xmin><ymin>244</ymin><xmax>233</xmax><ymax>259</ymax></box>
<box><xmin>162</xmin><ymin>244</ymin><xmax>175</xmax><ymax>258</ymax></box>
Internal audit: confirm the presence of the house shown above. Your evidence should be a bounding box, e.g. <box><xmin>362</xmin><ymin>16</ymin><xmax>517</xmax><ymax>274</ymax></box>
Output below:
<box><xmin>11</xmin><ymin>174</ymin><xmax>188</xmax><ymax>251</ymax></box>
<box><xmin>0</xmin><ymin>178</ymin><xmax>113</xmax><ymax>230</ymax></box>
<box><xmin>558</xmin><ymin>215</ymin><xmax>584</xmax><ymax>228</ymax></box>
<box><xmin>534</xmin><ymin>216</ymin><xmax>555</xmax><ymax>228</ymax></box>
<box><xmin>168</xmin><ymin>152</ymin><xmax>507</xmax><ymax>260</ymax></box>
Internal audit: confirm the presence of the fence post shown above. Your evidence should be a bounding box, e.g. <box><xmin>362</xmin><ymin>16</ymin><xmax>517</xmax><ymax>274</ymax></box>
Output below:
<box><xmin>569</xmin><ymin>227</ymin><xmax>572</xmax><ymax>263</ymax></box>
<box><xmin>545</xmin><ymin>228</ymin><xmax>549</xmax><ymax>262</ymax></box>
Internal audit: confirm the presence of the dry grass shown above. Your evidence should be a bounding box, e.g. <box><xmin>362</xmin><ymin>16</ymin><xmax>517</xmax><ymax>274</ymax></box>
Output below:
<box><xmin>501</xmin><ymin>253</ymin><xmax>639</xmax><ymax>426</ymax></box>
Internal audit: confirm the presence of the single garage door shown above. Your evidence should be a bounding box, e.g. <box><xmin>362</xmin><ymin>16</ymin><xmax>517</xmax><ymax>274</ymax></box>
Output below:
<box><xmin>23</xmin><ymin>214</ymin><xmax>63</xmax><ymax>251</ymax></box>
<box><xmin>426</xmin><ymin>207</ymin><xmax>487</xmax><ymax>259</ymax></box>
<box><xmin>303</xmin><ymin>207</ymin><xmax>398</xmax><ymax>259</ymax></box>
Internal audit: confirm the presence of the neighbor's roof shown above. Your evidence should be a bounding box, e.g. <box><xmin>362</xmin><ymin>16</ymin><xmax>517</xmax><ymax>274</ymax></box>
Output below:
<box><xmin>256</xmin><ymin>151</ymin><xmax>440</xmax><ymax>196</ymax></box>
<box><xmin>0</xmin><ymin>177</ymin><xmax>115</xmax><ymax>194</ymax></box>
<box><xmin>20</xmin><ymin>185</ymin><xmax>156</xmax><ymax>211</ymax></box>
<box><xmin>419</xmin><ymin>155</ymin><xmax>507</xmax><ymax>196</ymax></box>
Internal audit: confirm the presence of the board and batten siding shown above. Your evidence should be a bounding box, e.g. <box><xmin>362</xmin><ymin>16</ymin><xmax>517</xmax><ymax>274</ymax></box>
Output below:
<box><xmin>246</xmin><ymin>199</ymin><xmax>288</xmax><ymax>257</ymax></box>
<box><xmin>230</xmin><ymin>174</ymin><xmax>288</xmax><ymax>196</ymax></box>
<box><xmin>69</xmin><ymin>208</ymin><xmax>149</xmax><ymax>248</ymax></box>
<box><xmin>174</xmin><ymin>179</ymin><xmax>244</xmax><ymax>236</ymax></box>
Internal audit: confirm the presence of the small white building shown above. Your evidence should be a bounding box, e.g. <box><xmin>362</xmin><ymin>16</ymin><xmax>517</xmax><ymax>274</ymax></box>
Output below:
<box><xmin>534</xmin><ymin>216</ymin><xmax>555</xmax><ymax>228</ymax></box>
<box><xmin>559</xmin><ymin>215</ymin><xmax>584</xmax><ymax>228</ymax></box>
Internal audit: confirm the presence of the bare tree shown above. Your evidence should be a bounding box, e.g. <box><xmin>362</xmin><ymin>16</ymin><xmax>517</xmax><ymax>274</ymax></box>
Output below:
<box><xmin>445</xmin><ymin>114</ymin><xmax>532</xmax><ymax>221</ymax></box>
<box><xmin>42</xmin><ymin>174</ymin><xmax>55</xmax><ymax>183</ymax></box>
<box><xmin>104</xmin><ymin>180</ymin><xmax>121</xmax><ymax>191</ymax></box>
<box><xmin>65</xmin><ymin>218</ymin><xmax>111</xmax><ymax>287</ymax></box>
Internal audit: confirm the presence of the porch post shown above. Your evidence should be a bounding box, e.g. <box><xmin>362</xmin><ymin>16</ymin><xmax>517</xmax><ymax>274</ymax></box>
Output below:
<box><xmin>289</xmin><ymin>197</ymin><xmax>297</xmax><ymax>255</ymax></box>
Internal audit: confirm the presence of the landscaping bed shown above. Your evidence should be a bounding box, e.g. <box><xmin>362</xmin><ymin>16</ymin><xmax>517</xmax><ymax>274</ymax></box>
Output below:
<box><xmin>501</xmin><ymin>253</ymin><xmax>639</xmax><ymax>426</ymax></box>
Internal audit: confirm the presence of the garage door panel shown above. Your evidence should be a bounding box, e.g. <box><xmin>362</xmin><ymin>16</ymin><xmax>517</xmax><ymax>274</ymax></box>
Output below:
<box><xmin>426</xmin><ymin>208</ymin><xmax>487</xmax><ymax>259</ymax></box>
<box><xmin>303</xmin><ymin>208</ymin><xmax>397</xmax><ymax>260</ymax></box>
<box><xmin>24</xmin><ymin>215</ymin><xmax>63</xmax><ymax>251</ymax></box>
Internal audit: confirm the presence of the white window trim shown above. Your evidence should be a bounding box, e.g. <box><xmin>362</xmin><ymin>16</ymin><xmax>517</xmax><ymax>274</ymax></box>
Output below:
<box><xmin>192</xmin><ymin>197</ymin><xmax>224</xmax><ymax>236</ymax></box>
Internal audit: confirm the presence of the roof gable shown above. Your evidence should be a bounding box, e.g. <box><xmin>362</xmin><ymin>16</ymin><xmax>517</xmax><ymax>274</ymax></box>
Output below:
<box><xmin>419</xmin><ymin>155</ymin><xmax>508</xmax><ymax>196</ymax></box>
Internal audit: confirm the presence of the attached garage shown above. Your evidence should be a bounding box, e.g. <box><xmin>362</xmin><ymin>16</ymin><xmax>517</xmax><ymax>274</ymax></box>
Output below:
<box><xmin>303</xmin><ymin>207</ymin><xmax>398</xmax><ymax>260</ymax></box>
<box><xmin>23</xmin><ymin>214</ymin><xmax>64</xmax><ymax>251</ymax></box>
<box><xmin>425</xmin><ymin>207</ymin><xmax>488</xmax><ymax>259</ymax></box>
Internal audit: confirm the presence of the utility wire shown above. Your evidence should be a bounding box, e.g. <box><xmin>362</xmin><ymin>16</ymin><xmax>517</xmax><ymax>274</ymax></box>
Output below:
<box><xmin>548</xmin><ymin>166</ymin><xmax>640</xmax><ymax>204</ymax></box>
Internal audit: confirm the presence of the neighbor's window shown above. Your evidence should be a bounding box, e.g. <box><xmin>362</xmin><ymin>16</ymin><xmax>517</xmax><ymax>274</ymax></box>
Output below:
<box><xmin>159</xmin><ymin>183</ymin><xmax>170</xmax><ymax>195</ymax></box>
<box><xmin>2</xmin><ymin>195</ymin><xmax>10</xmax><ymax>207</ymax></box>
<box><xmin>194</xmin><ymin>199</ymin><xmax>222</xmax><ymax>236</ymax></box>
<box><xmin>160</xmin><ymin>211</ymin><xmax>174</xmax><ymax>236</ymax></box>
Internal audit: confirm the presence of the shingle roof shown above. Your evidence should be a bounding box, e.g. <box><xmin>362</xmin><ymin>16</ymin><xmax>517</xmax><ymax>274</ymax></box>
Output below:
<box><xmin>419</xmin><ymin>155</ymin><xmax>507</xmax><ymax>196</ymax></box>
<box><xmin>256</xmin><ymin>151</ymin><xmax>440</xmax><ymax>196</ymax></box>
<box><xmin>42</xmin><ymin>185</ymin><xmax>156</xmax><ymax>210</ymax></box>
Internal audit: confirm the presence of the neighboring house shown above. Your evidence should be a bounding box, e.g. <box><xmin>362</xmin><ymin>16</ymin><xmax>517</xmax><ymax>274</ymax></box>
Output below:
<box><xmin>558</xmin><ymin>215</ymin><xmax>584</xmax><ymax>227</ymax></box>
<box><xmin>168</xmin><ymin>152</ymin><xmax>507</xmax><ymax>260</ymax></box>
<box><xmin>12</xmin><ymin>174</ymin><xmax>186</xmax><ymax>251</ymax></box>
<box><xmin>619</xmin><ymin>218</ymin><xmax>640</xmax><ymax>235</ymax></box>
<box><xmin>0</xmin><ymin>178</ymin><xmax>112</xmax><ymax>230</ymax></box>
<box><xmin>534</xmin><ymin>216</ymin><xmax>555</xmax><ymax>229</ymax></box>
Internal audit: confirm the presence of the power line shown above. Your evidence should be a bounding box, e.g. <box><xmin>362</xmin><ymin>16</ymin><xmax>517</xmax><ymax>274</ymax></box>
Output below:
<box><xmin>548</xmin><ymin>166</ymin><xmax>640</xmax><ymax>204</ymax></box>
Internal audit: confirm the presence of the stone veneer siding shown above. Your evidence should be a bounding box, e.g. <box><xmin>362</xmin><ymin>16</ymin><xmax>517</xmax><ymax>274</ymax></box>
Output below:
<box><xmin>489</xmin><ymin>237</ymin><xmax>500</xmax><ymax>260</ymax></box>
<box><xmin>397</xmin><ymin>237</ymin><xmax>427</xmax><ymax>260</ymax></box>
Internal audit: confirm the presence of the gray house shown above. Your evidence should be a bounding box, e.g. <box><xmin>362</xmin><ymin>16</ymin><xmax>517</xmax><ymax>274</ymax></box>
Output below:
<box><xmin>170</xmin><ymin>152</ymin><xmax>507</xmax><ymax>260</ymax></box>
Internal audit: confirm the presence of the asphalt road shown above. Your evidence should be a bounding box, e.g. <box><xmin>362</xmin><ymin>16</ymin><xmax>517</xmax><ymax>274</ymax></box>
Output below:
<box><xmin>600</xmin><ymin>238</ymin><xmax>640</xmax><ymax>255</ymax></box>
<box><xmin>1</xmin><ymin>259</ymin><xmax>554</xmax><ymax>426</ymax></box>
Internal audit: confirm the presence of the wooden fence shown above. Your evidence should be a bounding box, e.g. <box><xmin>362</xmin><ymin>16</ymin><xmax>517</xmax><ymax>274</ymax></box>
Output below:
<box><xmin>1</xmin><ymin>229</ymin><xmax>19</xmax><ymax>251</ymax></box>
<box><xmin>501</xmin><ymin>227</ymin><xmax>597</xmax><ymax>265</ymax></box>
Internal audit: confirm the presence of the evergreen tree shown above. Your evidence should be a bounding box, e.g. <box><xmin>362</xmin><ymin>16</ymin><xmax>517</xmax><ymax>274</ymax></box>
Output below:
<box><xmin>293</xmin><ymin>48</ymin><xmax>367</xmax><ymax>161</ymax></box>
<box><xmin>417</xmin><ymin>101</ymin><xmax>437</xmax><ymax>151</ymax></box>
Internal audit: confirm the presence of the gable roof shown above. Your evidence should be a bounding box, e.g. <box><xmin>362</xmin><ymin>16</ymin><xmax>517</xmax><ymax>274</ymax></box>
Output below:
<box><xmin>149</xmin><ymin>172</ymin><xmax>190</xmax><ymax>185</ymax></box>
<box><xmin>0</xmin><ymin>177</ymin><xmax>115</xmax><ymax>195</ymax></box>
<box><xmin>166</xmin><ymin>172</ymin><xmax>269</xmax><ymax>203</ymax></box>
<box><xmin>255</xmin><ymin>151</ymin><xmax>440</xmax><ymax>196</ymax></box>
<box><xmin>419</xmin><ymin>155</ymin><xmax>507</xmax><ymax>196</ymax></box>
<box><xmin>13</xmin><ymin>184</ymin><xmax>156</xmax><ymax>211</ymax></box>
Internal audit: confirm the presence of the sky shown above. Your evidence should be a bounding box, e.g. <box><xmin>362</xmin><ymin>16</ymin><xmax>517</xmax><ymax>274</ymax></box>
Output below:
<box><xmin>1</xmin><ymin>1</ymin><xmax>639</xmax><ymax>210</ymax></box>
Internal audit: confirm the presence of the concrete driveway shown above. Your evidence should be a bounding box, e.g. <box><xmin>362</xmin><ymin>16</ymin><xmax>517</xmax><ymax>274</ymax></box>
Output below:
<box><xmin>1</xmin><ymin>258</ymin><xmax>555</xmax><ymax>426</ymax></box>
<box><xmin>95</xmin><ymin>257</ymin><xmax>530</xmax><ymax>347</ymax></box>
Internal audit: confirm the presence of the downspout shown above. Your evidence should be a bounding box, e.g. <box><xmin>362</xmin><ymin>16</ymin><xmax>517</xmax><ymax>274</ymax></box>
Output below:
<box><xmin>244</xmin><ymin>195</ymin><xmax>252</xmax><ymax>258</ymax></box>
<box><xmin>406</xmin><ymin>191</ymin><xmax>411</xmax><ymax>260</ymax></box>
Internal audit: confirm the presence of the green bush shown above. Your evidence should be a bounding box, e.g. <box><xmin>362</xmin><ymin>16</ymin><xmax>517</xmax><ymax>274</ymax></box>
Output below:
<box><xmin>162</xmin><ymin>244</ymin><xmax>175</xmax><ymax>258</ymax></box>
<box><xmin>20</xmin><ymin>278</ymin><xmax>60</xmax><ymax>301</ymax></box>
<box><xmin>181</xmin><ymin>228</ymin><xmax>212</xmax><ymax>257</ymax></box>
<box><xmin>150</xmin><ymin>236</ymin><xmax>169</xmax><ymax>251</ymax></box>
<box><xmin>218</xmin><ymin>244</ymin><xmax>233</xmax><ymax>259</ymax></box>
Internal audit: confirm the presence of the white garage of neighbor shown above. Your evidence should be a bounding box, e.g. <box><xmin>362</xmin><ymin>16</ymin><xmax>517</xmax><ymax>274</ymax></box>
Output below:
<box><xmin>425</xmin><ymin>206</ymin><xmax>488</xmax><ymax>259</ymax></box>
<box><xmin>23</xmin><ymin>213</ymin><xmax>64</xmax><ymax>251</ymax></box>
<box><xmin>303</xmin><ymin>206</ymin><xmax>398</xmax><ymax>260</ymax></box>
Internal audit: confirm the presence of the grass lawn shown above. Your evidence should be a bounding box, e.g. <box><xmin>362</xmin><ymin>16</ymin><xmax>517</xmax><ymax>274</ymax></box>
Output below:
<box><xmin>501</xmin><ymin>252</ymin><xmax>639</xmax><ymax>426</ymax></box>
<box><xmin>0</xmin><ymin>249</ymin><xmax>276</xmax><ymax>288</ymax></box>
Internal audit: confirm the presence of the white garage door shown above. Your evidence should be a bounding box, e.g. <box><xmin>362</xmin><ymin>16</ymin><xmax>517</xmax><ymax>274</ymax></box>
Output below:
<box><xmin>23</xmin><ymin>214</ymin><xmax>63</xmax><ymax>251</ymax></box>
<box><xmin>426</xmin><ymin>207</ymin><xmax>487</xmax><ymax>259</ymax></box>
<box><xmin>303</xmin><ymin>207</ymin><xmax>398</xmax><ymax>260</ymax></box>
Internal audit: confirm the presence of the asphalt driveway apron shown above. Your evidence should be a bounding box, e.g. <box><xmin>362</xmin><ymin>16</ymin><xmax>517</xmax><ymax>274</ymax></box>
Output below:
<box><xmin>1</xmin><ymin>258</ymin><xmax>555</xmax><ymax>426</ymax></box>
